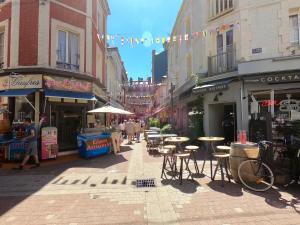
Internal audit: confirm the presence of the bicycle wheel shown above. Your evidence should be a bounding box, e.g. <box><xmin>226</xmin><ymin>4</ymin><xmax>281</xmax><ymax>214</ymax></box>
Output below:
<box><xmin>238</xmin><ymin>160</ymin><xmax>274</xmax><ymax>192</ymax></box>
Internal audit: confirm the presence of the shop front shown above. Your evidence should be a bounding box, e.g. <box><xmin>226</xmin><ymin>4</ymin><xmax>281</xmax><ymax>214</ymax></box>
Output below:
<box><xmin>242</xmin><ymin>72</ymin><xmax>300</xmax><ymax>183</ymax></box>
<box><xmin>0</xmin><ymin>73</ymin><xmax>110</xmax><ymax>164</ymax></box>
<box><xmin>193</xmin><ymin>79</ymin><xmax>240</xmax><ymax>144</ymax></box>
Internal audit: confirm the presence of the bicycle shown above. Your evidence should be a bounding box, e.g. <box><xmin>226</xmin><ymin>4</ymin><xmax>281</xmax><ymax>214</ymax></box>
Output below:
<box><xmin>238</xmin><ymin>141</ymin><xmax>274</xmax><ymax>192</ymax></box>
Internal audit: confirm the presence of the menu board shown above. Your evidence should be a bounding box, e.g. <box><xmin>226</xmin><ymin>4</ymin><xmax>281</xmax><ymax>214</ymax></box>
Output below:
<box><xmin>86</xmin><ymin>138</ymin><xmax>111</xmax><ymax>151</ymax></box>
<box><xmin>41</xmin><ymin>127</ymin><xmax>58</xmax><ymax>160</ymax></box>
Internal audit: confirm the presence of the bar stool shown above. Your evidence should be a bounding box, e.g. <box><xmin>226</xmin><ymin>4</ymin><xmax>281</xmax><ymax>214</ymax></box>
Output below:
<box><xmin>160</xmin><ymin>145</ymin><xmax>176</xmax><ymax>179</ymax></box>
<box><xmin>185</xmin><ymin>145</ymin><xmax>200</xmax><ymax>174</ymax></box>
<box><xmin>174</xmin><ymin>152</ymin><xmax>194</xmax><ymax>185</ymax></box>
<box><xmin>217</xmin><ymin>145</ymin><xmax>231</xmax><ymax>171</ymax></box>
<box><xmin>212</xmin><ymin>153</ymin><xmax>231</xmax><ymax>187</ymax></box>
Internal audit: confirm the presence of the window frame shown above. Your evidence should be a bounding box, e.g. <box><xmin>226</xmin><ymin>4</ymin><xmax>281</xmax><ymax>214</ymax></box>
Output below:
<box><xmin>0</xmin><ymin>31</ymin><xmax>4</xmax><ymax>66</ymax></box>
<box><xmin>211</xmin><ymin>0</ymin><xmax>234</xmax><ymax>19</ymax></box>
<box><xmin>289</xmin><ymin>14</ymin><xmax>300</xmax><ymax>46</ymax></box>
<box><xmin>56</xmin><ymin>29</ymin><xmax>80</xmax><ymax>71</ymax></box>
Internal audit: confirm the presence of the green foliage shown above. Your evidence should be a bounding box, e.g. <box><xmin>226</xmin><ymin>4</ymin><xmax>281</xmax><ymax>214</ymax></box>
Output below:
<box><xmin>161</xmin><ymin>124</ymin><xmax>172</xmax><ymax>134</ymax></box>
<box><xmin>148</xmin><ymin>117</ymin><xmax>160</xmax><ymax>128</ymax></box>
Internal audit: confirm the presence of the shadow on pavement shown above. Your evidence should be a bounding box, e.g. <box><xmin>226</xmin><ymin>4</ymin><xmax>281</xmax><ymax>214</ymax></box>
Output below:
<box><xmin>161</xmin><ymin>179</ymin><xmax>199</xmax><ymax>194</ymax></box>
<box><xmin>207</xmin><ymin>180</ymin><xmax>243</xmax><ymax>197</ymax></box>
<box><xmin>244</xmin><ymin>185</ymin><xmax>300</xmax><ymax>214</ymax></box>
<box><xmin>0</xmin><ymin>148</ymin><xmax>131</xmax><ymax>217</ymax></box>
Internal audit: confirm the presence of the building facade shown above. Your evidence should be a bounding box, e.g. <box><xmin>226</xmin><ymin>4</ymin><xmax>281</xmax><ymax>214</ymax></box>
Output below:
<box><xmin>0</xmin><ymin>0</ymin><xmax>110</xmax><ymax>151</ymax></box>
<box><xmin>107</xmin><ymin>47</ymin><xmax>127</xmax><ymax>109</ymax></box>
<box><xmin>152</xmin><ymin>49</ymin><xmax>168</xmax><ymax>84</ymax></box>
<box><xmin>164</xmin><ymin>0</ymin><xmax>205</xmax><ymax>134</ymax></box>
<box><xmin>167</xmin><ymin>0</ymin><xmax>300</xmax><ymax>142</ymax></box>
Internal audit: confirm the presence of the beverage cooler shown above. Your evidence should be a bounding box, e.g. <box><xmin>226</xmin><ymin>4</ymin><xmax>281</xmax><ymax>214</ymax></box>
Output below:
<box><xmin>77</xmin><ymin>132</ymin><xmax>112</xmax><ymax>159</ymax></box>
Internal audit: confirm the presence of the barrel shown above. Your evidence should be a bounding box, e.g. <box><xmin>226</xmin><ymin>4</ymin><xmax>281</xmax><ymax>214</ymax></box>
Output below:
<box><xmin>229</xmin><ymin>142</ymin><xmax>259</xmax><ymax>183</ymax></box>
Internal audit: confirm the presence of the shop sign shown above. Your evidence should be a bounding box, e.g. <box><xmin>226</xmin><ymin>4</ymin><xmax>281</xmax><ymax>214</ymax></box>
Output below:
<box><xmin>9</xmin><ymin>74</ymin><xmax>43</xmax><ymax>89</ymax></box>
<box><xmin>245</xmin><ymin>74</ymin><xmax>300</xmax><ymax>84</ymax></box>
<box><xmin>0</xmin><ymin>75</ymin><xmax>42</xmax><ymax>90</ymax></box>
<box><xmin>194</xmin><ymin>83</ymin><xmax>228</xmax><ymax>94</ymax></box>
<box><xmin>279</xmin><ymin>99</ymin><xmax>300</xmax><ymax>112</ymax></box>
<box><xmin>0</xmin><ymin>76</ymin><xmax>9</xmax><ymax>90</ymax></box>
<box><xmin>93</xmin><ymin>83</ymin><xmax>106</xmax><ymax>99</ymax></box>
<box><xmin>44</xmin><ymin>76</ymin><xmax>92</xmax><ymax>92</ymax></box>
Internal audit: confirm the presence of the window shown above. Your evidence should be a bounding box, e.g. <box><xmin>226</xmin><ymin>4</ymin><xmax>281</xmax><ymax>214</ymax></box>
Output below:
<box><xmin>0</xmin><ymin>32</ymin><xmax>4</xmax><ymax>68</ymax></box>
<box><xmin>211</xmin><ymin>0</ymin><xmax>234</xmax><ymax>18</ymax></box>
<box><xmin>57</xmin><ymin>30</ymin><xmax>79</xmax><ymax>71</ymax></box>
<box><xmin>289</xmin><ymin>15</ymin><xmax>299</xmax><ymax>45</ymax></box>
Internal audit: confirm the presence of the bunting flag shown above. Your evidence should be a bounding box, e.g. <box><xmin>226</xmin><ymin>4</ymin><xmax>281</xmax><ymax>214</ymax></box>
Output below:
<box><xmin>102</xmin><ymin>21</ymin><xmax>240</xmax><ymax>47</ymax></box>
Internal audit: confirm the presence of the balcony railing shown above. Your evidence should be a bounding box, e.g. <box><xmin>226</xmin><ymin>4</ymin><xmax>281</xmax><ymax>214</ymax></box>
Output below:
<box><xmin>56</xmin><ymin>61</ymin><xmax>79</xmax><ymax>71</ymax></box>
<box><xmin>208</xmin><ymin>47</ymin><xmax>237</xmax><ymax>77</ymax></box>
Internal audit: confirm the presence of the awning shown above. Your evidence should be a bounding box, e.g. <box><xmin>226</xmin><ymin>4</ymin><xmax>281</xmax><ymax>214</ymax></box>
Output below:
<box><xmin>45</xmin><ymin>89</ymin><xmax>96</xmax><ymax>100</ymax></box>
<box><xmin>193</xmin><ymin>79</ymin><xmax>232</xmax><ymax>94</ymax></box>
<box><xmin>0</xmin><ymin>89</ymin><xmax>38</xmax><ymax>96</ymax></box>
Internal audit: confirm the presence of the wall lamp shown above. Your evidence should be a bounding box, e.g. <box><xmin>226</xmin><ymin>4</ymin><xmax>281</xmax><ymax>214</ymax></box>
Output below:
<box><xmin>213</xmin><ymin>92</ymin><xmax>223</xmax><ymax>102</ymax></box>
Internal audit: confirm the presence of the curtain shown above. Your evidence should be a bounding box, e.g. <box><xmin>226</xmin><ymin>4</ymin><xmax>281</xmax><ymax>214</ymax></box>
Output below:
<box><xmin>69</xmin><ymin>32</ymin><xmax>79</xmax><ymax>70</ymax></box>
<box><xmin>58</xmin><ymin>30</ymin><xmax>66</xmax><ymax>63</ymax></box>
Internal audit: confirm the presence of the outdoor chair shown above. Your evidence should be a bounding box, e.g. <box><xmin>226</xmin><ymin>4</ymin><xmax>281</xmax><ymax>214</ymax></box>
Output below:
<box><xmin>159</xmin><ymin>146</ymin><xmax>175</xmax><ymax>179</ymax></box>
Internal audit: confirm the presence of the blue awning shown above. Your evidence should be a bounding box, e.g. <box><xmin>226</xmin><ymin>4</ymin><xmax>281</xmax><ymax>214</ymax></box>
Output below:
<box><xmin>45</xmin><ymin>89</ymin><xmax>96</xmax><ymax>100</ymax></box>
<box><xmin>0</xmin><ymin>89</ymin><xmax>37</xmax><ymax>97</ymax></box>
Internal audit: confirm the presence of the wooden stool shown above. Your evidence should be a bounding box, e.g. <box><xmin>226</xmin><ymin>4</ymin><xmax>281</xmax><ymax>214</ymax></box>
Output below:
<box><xmin>212</xmin><ymin>153</ymin><xmax>231</xmax><ymax>187</ymax></box>
<box><xmin>217</xmin><ymin>145</ymin><xmax>231</xmax><ymax>153</ymax></box>
<box><xmin>185</xmin><ymin>145</ymin><xmax>200</xmax><ymax>174</ymax></box>
<box><xmin>174</xmin><ymin>152</ymin><xmax>194</xmax><ymax>185</ymax></box>
<box><xmin>159</xmin><ymin>148</ymin><xmax>173</xmax><ymax>179</ymax></box>
<box><xmin>217</xmin><ymin>146</ymin><xmax>231</xmax><ymax>172</ymax></box>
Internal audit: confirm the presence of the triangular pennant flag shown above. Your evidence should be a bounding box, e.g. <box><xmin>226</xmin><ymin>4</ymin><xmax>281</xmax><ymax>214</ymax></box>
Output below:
<box><xmin>184</xmin><ymin>34</ymin><xmax>189</xmax><ymax>41</ymax></box>
<box><xmin>162</xmin><ymin>37</ymin><xmax>166</xmax><ymax>44</ymax></box>
<box><xmin>179</xmin><ymin>35</ymin><xmax>182</xmax><ymax>44</ymax></box>
<box><xmin>107</xmin><ymin>35</ymin><xmax>110</xmax><ymax>41</ymax></box>
<box><xmin>173</xmin><ymin>36</ymin><xmax>177</xmax><ymax>42</ymax></box>
<box><xmin>155</xmin><ymin>37</ymin><xmax>160</xmax><ymax>44</ymax></box>
<box><xmin>167</xmin><ymin>37</ymin><xmax>171</xmax><ymax>43</ymax></box>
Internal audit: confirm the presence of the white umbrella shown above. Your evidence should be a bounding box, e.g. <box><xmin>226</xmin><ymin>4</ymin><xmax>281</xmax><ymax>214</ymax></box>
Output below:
<box><xmin>88</xmin><ymin>105</ymin><xmax>134</xmax><ymax>115</ymax></box>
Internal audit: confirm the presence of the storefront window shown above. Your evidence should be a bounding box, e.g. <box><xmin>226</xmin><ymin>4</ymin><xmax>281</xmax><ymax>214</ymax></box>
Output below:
<box><xmin>14</xmin><ymin>94</ymin><xmax>35</xmax><ymax>121</ymax></box>
<box><xmin>248</xmin><ymin>89</ymin><xmax>300</xmax><ymax>143</ymax></box>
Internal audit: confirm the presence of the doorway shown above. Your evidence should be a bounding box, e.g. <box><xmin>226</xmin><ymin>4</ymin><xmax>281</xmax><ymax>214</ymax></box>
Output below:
<box><xmin>50</xmin><ymin>104</ymin><xmax>86</xmax><ymax>151</ymax></box>
<box><xmin>209</xmin><ymin>103</ymin><xmax>237</xmax><ymax>144</ymax></box>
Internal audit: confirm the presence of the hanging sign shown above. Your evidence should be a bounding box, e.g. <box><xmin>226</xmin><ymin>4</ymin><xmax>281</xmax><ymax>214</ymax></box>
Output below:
<box><xmin>244</xmin><ymin>74</ymin><xmax>300</xmax><ymax>84</ymax></box>
<box><xmin>44</xmin><ymin>76</ymin><xmax>92</xmax><ymax>92</ymax></box>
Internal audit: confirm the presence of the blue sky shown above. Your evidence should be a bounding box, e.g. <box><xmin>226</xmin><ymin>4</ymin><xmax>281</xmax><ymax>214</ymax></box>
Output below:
<box><xmin>108</xmin><ymin>0</ymin><xmax>182</xmax><ymax>80</ymax></box>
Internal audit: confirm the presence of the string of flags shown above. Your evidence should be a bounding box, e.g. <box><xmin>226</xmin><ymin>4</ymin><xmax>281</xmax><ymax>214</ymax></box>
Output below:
<box><xmin>99</xmin><ymin>22</ymin><xmax>240</xmax><ymax>47</ymax></box>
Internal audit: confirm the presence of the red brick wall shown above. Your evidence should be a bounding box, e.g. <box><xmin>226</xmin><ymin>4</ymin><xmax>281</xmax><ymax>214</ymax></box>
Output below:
<box><xmin>19</xmin><ymin>0</ymin><xmax>39</xmax><ymax>66</ymax></box>
<box><xmin>50</xmin><ymin>2</ymin><xmax>86</xmax><ymax>28</ymax></box>
<box><xmin>0</xmin><ymin>2</ymin><xmax>11</xmax><ymax>67</ymax></box>
<box><xmin>57</xmin><ymin>0</ymin><xmax>86</xmax><ymax>12</ymax></box>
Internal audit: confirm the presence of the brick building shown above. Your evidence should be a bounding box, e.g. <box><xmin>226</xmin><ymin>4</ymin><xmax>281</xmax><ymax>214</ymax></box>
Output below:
<box><xmin>0</xmin><ymin>0</ymin><xmax>110</xmax><ymax>151</ymax></box>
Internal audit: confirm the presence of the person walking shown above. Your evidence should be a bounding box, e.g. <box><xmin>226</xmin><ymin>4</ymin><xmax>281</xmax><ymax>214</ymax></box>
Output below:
<box><xmin>125</xmin><ymin>119</ymin><xmax>135</xmax><ymax>144</ymax></box>
<box><xmin>16</xmin><ymin>118</ymin><xmax>40</xmax><ymax>170</ymax></box>
<box><xmin>134</xmin><ymin>120</ymin><xmax>141</xmax><ymax>143</ymax></box>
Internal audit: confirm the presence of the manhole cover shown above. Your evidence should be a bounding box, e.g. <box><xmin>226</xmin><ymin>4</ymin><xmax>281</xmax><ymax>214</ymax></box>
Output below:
<box><xmin>136</xmin><ymin>179</ymin><xmax>156</xmax><ymax>188</ymax></box>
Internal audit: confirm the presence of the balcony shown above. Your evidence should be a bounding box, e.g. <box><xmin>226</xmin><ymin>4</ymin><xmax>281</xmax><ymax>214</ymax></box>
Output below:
<box><xmin>208</xmin><ymin>47</ymin><xmax>237</xmax><ymax>77</ymax></box>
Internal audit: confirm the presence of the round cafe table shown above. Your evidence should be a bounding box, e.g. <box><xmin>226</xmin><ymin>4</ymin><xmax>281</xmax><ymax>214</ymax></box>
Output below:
<box><xmin>165</xmin><ymin>137</ymin><xmax>190</xmax><ymax>152</ymax></box>
<box><xmin>198</xmin><ymin>137</ymin><xmax>225</xmax><ymax>180</ymax></box>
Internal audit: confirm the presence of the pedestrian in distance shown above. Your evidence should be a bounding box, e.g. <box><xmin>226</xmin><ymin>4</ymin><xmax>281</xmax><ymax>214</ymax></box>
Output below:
<box><xmin>15</xmin><ymin>118</ymin><xmax>40</xmax><ymax>170</ymax></box>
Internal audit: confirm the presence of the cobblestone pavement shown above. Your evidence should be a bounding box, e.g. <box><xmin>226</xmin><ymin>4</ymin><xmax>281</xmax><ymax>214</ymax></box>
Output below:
<box><xmin>0</xmin><ymin>138</ymin><xmax>299</xmax><ymax>225</ymax></box>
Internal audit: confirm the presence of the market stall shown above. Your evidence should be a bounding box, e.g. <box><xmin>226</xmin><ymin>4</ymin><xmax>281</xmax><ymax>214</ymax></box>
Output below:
<box><xmin>86</xmin><ymin>105</ymin><xmax>134</xmax><ymax>156</ymax></box>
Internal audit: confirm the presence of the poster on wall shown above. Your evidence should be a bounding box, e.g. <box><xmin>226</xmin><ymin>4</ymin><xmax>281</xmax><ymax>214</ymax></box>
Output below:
<box><xmin>44</xmin><ymin>76</ymin><xmax>92</xmax><ymax>92</ymax></box>
<box><xmin>41</xmin><ymin>127</ymin><xmax>58</xmax><ymax>160</ymax></box>
<box><xmin>0</xmin><ymin>76</ymin><xmax>9</xmax><ymax>90</ymax></box>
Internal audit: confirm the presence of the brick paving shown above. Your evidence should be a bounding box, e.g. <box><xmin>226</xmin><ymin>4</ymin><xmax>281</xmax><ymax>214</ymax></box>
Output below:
<box><xmin>0</xmin><ymin>137</ymin><xmax>299</xmax><ymax>225</ymax></box>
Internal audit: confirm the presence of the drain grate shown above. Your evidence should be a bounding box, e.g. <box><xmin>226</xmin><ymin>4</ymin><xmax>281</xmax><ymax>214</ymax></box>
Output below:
<box><xmin>136</xmin><ymin>179</ymin><xmax>156</xmax><ymax>188</ymax></box>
